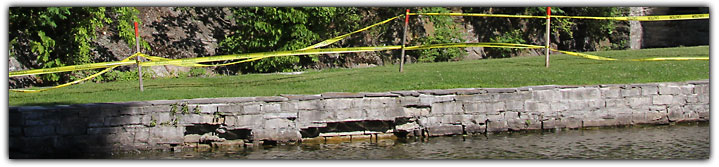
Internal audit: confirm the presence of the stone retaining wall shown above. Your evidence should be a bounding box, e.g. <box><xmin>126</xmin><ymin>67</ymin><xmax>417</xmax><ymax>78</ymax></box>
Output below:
<box><xmin>9</xmin><ymin>80</ymin><xmax>709</xmax><ymax>158</ymax></box>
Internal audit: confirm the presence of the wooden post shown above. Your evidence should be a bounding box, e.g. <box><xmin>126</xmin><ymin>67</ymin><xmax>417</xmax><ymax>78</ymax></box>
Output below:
<box><xmin>399</xmin><ymin>9</ymin><xmax>409</xmax><ymax>72</ymax></box>
<box><xmin>134</xmin><ymin>21</ymin><xmax>144</xmax><ymax>92</ymax></box>
<box><xmin>545</xmin><ymin>7</ymin><xmax>551</xmax><ymax>68</ymax></box>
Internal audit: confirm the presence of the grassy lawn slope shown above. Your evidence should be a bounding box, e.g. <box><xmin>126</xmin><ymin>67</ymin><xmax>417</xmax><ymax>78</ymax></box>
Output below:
<box><xmin>9</xmin><ymin>46</ymin><xmax>709</xmax><ymax>106</ymax></box>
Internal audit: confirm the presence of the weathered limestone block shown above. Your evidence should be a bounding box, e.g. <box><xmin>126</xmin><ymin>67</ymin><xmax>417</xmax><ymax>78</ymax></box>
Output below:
<box><xmin>105</xmin><ymin>115</ymin><xmax>142</xmax><ymax>126</ymax></box>
<box><xmin>494</xmin><ymin>92</ymin><xmax>530</xmax><ymax>102</ymax></box>
<box><xmin>604</xmin><ymin>98</ymin><xmax>626</xmax><ymax>108</ymax></box>
<box><xmin>403</xmin><ymin>107</ymin><xmax>430</xmax><ymax>117</ymax></box>
<box><xmin>504</xmin><ymin>100</ymin><xmax>524</xmax><ymax>111</ymax></box>
<box><xmin>334</xmin><ymin>108</ymin><xmax>365</xmax><ymax>121</ymax></box>
<box><xmin>620</xmin><ymin>87</ymin><xmax>641</xmax><ymax>97</ymax></box>
<box><xmin>323</xmin><ymin>99</ymin><xmax>353</xmax><ymax>110</ymax></box>
<box><xmin>426</xmin><ymin>125</ymin><xmax>464</xmax><ymax>136</ymax></box>
<box><xmin>263</xmin><ymin>112</ymin><xmax>298</xmax><ymax>119</ymax></box>
<box><xmin>549</xmin><ymin>101</ymin><xmax>569</xmax><ymax>112</ymax></box>
<box><xmin>658</xmin><ymin>85</ymin><xmax>681</xmax><ymax>95</ymax></box>
<box><xmin>640</xmin><ymin>86</ymin><xmax>659</xmax><ymax>95</ymax></box>
<box><xmin>627</xmin><ymin>97</ymin><xmax>652</xmax><ymax>108</ymax></box>
<box><xmin>400</xmin><ymin>96</ymin><xmax>421</xmax><ymax>107</ymax></box>
<box><xmin>253</xmin><ymin>119</ymin><xmax>301</xmax><ymax>142</ymax></box>
<box><xmin>296</xmin><ymin>100</ymin><xmax>321</xmax><ymax>110</ymax></box>
<box><xmin>524</xmin><ymin>101</ymin><xmax>550</xmax><ymax>112</ymax></box>
<box><xmin>24</xmin><ymin>126</ymin><xmax>56</xmax><ymax>137</ymax></box>
<box><xmin>678</xmin><ymin>84</ymin><xmax>695</xmax><ymax>95</ymax></box>
<box><xmin>418</xmin><ymin>116</ymin><xmax>442</xmax><ymax>127</ymax></box>
<box><xmin>566</xmin><ymin>100</ymin><xmax>588</xmax><ymax>111</ymax></box>
<box><xmin>561</xmin><ymin>88</ymin><xmax>601</xmax><ymax>100</ymax></box>
<box><xmin>533</xmin><ymin>90</ymin><xmax>562</xmax><ymax>102</ymax></box>
<box><xmin>693</xmin><ymin>84</ymin><xmax>709</xmax><ymax>95</ymax></box>
<box><xmin>430</xmin><ymin>102</ymin><xmax>463</xmax><ymax>115</ymax></box>
<box><xmin>296</xmin><ymin>110</ymin><xmax>323</xmax><ymax>129</ymax></box>
<box><xmin>56</xmin><ymin>117</ymin><xmax>88</xmax><ymax>135</ymax></box>
<box><xmin>600</xmin><ymin>87</ymin><xmax>621</xmax><ymax>98</ymax></box>
<box><xmin>395</xmin><ymin>122</ymin><xmax>421</xmax><ymax>132</ymax></box>
<box><xmin>652</xmin><ymin>95</ymin><xmax>674</xmax><ymax>105</ymax></box>
<box><xmin>485</xmin><ymin>101</ymin><xmax>505</xmax><ymax>114</ymax></box>
<box><xmin>261</xmin><ymin>103</ymin><xmax>282</xmax><ymax>113</ymax></box>
<box><xmin>461</xmin><ymin>114</ymin><xmax>488</xmax><ymax>125</ymax></box>
<box><xmin>462</xmin><ymin>102</ymin><xmax>485</xmax><ymax>114</ymax></box>
<box><xmin>225</xmin><ymin>115</ymin><xmax>263</xmax><ymax>129</ymax></box>
<box><xmin>149</xmin><ymin>126</ymin><xmax>184</xmax><ymax>145</ymax></box>
<box><xmin>486</xmin><ymin>120</ymin><xmax>508</xmax><ymax>132</ymax></box>
<box><xmin>632</xmin><ymin>111</ymin><xmax>669</xmax><ymax>124</ymax></box>
<box><xmin>280</xmin><ymin>94</ymin><xmax>322</xmax><ymax>101</ymax></box>
<box><xmin>464</xmin><ymin>124</ymin><xmax>486</xmax><ymax>134</ymax></box>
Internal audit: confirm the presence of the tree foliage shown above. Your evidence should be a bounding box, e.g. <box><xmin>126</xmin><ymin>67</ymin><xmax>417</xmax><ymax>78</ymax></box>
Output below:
<box><xmin>9</xmin><ymin>7</ymin><xmax>147</xmax><ymax>84</ymax></box>
<box><xmin>413</xmin><ymin>7</ymin><xmax>467</xmax><ymax>62</ymax></box>
<box><xmin>219</xmin><ymin>7</ymin><xmax>362</xmax><ymax>73</ymax></box>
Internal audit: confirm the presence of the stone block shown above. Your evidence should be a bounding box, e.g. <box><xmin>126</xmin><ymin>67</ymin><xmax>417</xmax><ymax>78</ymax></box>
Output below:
<box><xmin>693</xmin><ymin>84</ymin><xmax>709</xmax><ymax>95</ymax></box>
<box><xmin>149</xmin><ymin>126</ymin><xmax>184</xmax><ymax>144</ymax></box>
<box><xmin>261</xmin><ymin>103</ymin><xmax>282</xmax><ymax>113</ymax></box>
<box><xmin>620</xmin><ymin>88</ymin><xmax>641</xmax><ymax>97</ymax></box>
<box><xmin>504</xmin><ymin>100</ymin><xmax>524</xmax><ymax>111</ymax></box>
<box><xmin>582</xmin><ymin>119</ymin><xmax>617</xmax><ymax>127</ymax></box>
<box><xmin>256</xmin><ymin>96</ymin><xmax>288</xmax><ymax>102</ymax></box>
<box><xmin>390</xmin><ymin>90</ymin><xmax>420</xmax><ymax>97</ymax></box>
<box><xmin>484</xmin><ymin>88</ymin><xmax>517</xmax><ymax>94</ymax></box>
<box><xmin>321</xmin><ymin>92</ymin><xmax>364</xmax><ymax>99</ymax></box>
<box><xmin>633</xmin><ymin>111</ymin><xmax>669</xmax><ymax>124</ymax></box>
<box><xmin>226</xmin><ymin>115</ymin><xmax>263</xmax><ymax>129</ymax></box>
<box><xmin>462</xmin><ymin>102</ymin><xmax>484</xmax><ymax>114</ymax></box>
<box><xmin>600</xmin><ymin>87</ymin><xmax>621</xmax><ymax>98</ymax></box>
<box><xmin>464</xmin><ymin>124</ymin><xmax>486</xmax><ymax>134</ymax></box>
<box><xmin>461</xmin><ymin>114</ymin><xmax>488</xmax><ymax>125</ymax></box>
<box><xmin>263</xmin><ymin>112</ymin><xmax>298</xmax><ymax>119</ymax></box>
<box><xmin>566</xmin><ymin>100</ymin><xmax>588</xmax><ymax>111</ymax></box>
<box><xmin>525</xmin><ymin>101</ymin><xmax>550</xmax><ymax>112</ymax></box>
<box><xmin>433</xmin><ymin>95</ymin><xmax>456</xmax><ymax>103</ymax></box>
<box><xmin>105</xmin><ymin>115</ymin><xmax>143</xmax><ymax>126</ymax></box>
<box><xmin>426</xmin><ymin>125</ymin><xmax>464</xmax><ymax>136</ymax></box>
<box><xmin>403</xmin><ymin>107</ymin><xmax>430</xmax><ymax>117</ymax></box>
<box><xmin>605</xmin><ymin>99</ymin><xmax>626</xmax><ymax>108</ymax></box>
<box><xmin>486</xmin><ymin>102</ymin><xmax>505</xmax><ymax>114</ymax></box>
<box><xmin>652</xmin><ymin>95</ymin><xmax>674</xmax><ymax>105</ymax></box>
<box><xmin>486</xmin><ymin>120</ymin><xmax>508</xmax><ymax>132</ymax></box>
<box><xmin>587</xmin><ymin>99</ymin><xmax>605</xmax><ymax>109</ymax></box>
<box><xmin>87</xmin><ymin>127</ymin><xmax>122</xmax><ymax>135</ymax></box>
<box><xmin>399</xmin><ymin>96</ymin><xmax>421</xmax><ymax>107</ymax></box>
<box><xmin>281</xmin><ymin>94</ymin><xmax>322</xmax><ymax>101</ymax></box>
<box><xmin>678</xmin><ymin>85</ymin><xmax>694</xmax><ymax>95</ymax></box>
<box><xmin>334</xmin><ymin>109</ymin><xmax>365</xmax><ymax>121</ymax></box>
<box><xmin>184</xmin><ymin>134</ymin><xmax>202</xmax><ymax>143</ymax></box>
<box><xmin>533</xmin><ymin>90</ymin><xmax>562</xmax><ymax>102</ymax></box>
<box><xmin>24</xmin><ymin>126</ymin><xmax>55</xmax><ymax>137</ymax></box>
<box><xmin>430</xmin><ymin>102</ymin><xmax>463</xmax><ymax>115</ymax></box>
<box><xmin>549</xmin><ymin>101</ymin><xmax>569</xmax><ymax>112</ymax></box>
<box><xmin>658</xmin><ymin>86</ymin><xmax>681</xmax><ymax>95</ymax></box>
<box><xmin>627</xmin><ymin>97</ymin><xmax>652</xmax><ymax>108</ymax></box>
<box><xmin>323</xmin><ymin>99</ymin><xmax>353</xmax><ymax>110</ymax></box>
<box><xmin>561</xmin><ymin>88</ymin><xmax>601</xmax><ymax>100</ymax></box>
<box><xmin>192</xmin><ymin>104</ymin><xmax>222</xmax><ymax>114</ymax></box>
<box><xmin>640</xmin><ymin>86</ymin><xmax>659</xmax><ymax>95</ymax></box>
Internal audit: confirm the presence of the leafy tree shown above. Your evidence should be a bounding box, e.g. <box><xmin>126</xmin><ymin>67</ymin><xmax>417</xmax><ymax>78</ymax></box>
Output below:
<box><xmin>413</xmin><ymin>7</ymin><xmax>467</xmax><ymax>62</ymax></box>
<box><xmin>219</xmin><ymin>7</ymin><xmax>362</xmax><ymax>73</ymax></box>
<box><xmin>9</xmin><ymin>7</ymin><xmax>147</xmax><ymax>84</ymax></box>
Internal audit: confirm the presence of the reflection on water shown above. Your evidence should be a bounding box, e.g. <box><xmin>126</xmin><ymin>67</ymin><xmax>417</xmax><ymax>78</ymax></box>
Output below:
<box><xmin>115</xmin><ymin>122</ymin><xmax>709</xmax><ymax>159</ymax></box>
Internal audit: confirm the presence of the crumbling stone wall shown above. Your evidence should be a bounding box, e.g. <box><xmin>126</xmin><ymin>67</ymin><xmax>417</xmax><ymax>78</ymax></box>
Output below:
<box><xmin>9</xmin><ymin>80</ymin><xmax>709</xmax><ymax>158</ymax></box>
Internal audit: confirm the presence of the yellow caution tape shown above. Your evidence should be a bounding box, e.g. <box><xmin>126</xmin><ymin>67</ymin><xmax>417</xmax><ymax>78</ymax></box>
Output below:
<box><xmin>410</xmin><ymin>13</ymin><xmax>709</xmax><ymax>21</ymax></box>
<box><xmin>300</xmin><ymin>15</ymin><xmax>402</xmax><ymax>50</ymax></box>
<box><xmin>10</xmin><ymin>53</ymin><xmax>141</xmax><ymax>93</ymax></box>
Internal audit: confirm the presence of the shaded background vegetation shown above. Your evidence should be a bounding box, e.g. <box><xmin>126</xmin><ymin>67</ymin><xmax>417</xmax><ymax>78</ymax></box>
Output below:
<box><xmin>9</xmin><ymin>7</ymin><xmax>632</xmax><ymax>88</ymax></box>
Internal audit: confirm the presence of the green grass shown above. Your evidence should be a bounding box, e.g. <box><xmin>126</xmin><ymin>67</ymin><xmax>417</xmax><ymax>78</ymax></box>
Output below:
<box><xmin>9</xmin><ymin>46</ymin><xmax>709</xmax><ymax>106</ymax></box>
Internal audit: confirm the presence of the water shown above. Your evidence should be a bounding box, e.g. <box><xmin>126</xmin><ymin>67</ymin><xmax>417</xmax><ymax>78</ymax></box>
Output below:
<box><xmin>115</xmin><ymin>122</ymin><xmax>709</xmax><ymax>159</ymax></box>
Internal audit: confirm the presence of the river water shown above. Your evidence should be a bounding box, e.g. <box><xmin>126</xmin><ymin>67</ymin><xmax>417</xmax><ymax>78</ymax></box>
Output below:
<box><xmin>115</xmin><ymin>122</ymin><xmax>709</xmax><ymax>159</ymax></box>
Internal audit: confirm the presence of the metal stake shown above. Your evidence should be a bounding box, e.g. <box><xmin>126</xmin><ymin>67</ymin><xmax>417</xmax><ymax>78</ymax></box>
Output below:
<box><xmin>545</xmin><ymin>7</ymin><xmax>551</xmax><ymax>68</ymax></box>
<box><xmin>400</xmin><ymin>9</ymin><xmax>409</xmax><ymax>72</ymax></box>
<box><xmin>134</xmin><ymin>21</ymin><xmax>144</xmax><ymax>91</ymax></box>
